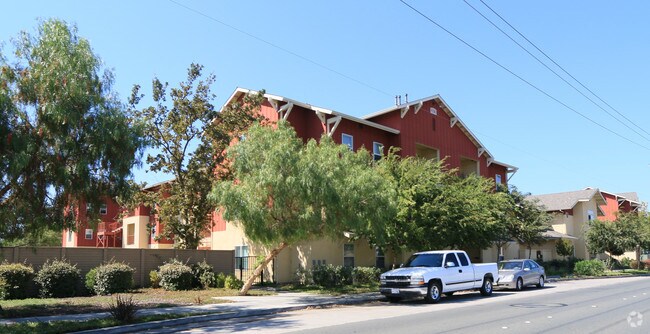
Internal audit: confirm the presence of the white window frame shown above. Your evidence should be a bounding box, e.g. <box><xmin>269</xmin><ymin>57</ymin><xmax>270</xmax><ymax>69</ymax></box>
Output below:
<box><xmin>341</xmin><ymin>133</ymin><xmax>353</xmax><ymax>151</ymax></box>
<box><xmin>430</xmin><ymin>107</ymin><xmax>438</xmax><ymax>115</ymax></box>
<box><xmin>85</xmin><ymin>229</ymin><xmax>93</xmax><ymax>240</ymax></box>
<box><xmin>99</xmin><ymin>203</ymin><xmax>108</xmax><ymax>215</ymax></box>
<box><xmin>372</xmin><ymin>142</ymin><xmax>383</xmax><ymax>161</ymax></box>
<box><xmin>343</xmin><ymin>243</ymin><xmax>355</xmax><ymax>267</ymax></box>
<box><xmin>235</xmin><ymin>245</ymin><xmax>250</xmax><ymax>269</ymax></box>
<box><xmin>495</xmin><ymin>174</ymin><xmax>502</xmax><ymax>185</ymax></box>
<box><xmin>67</xmin><ymin>230</ymin><xmax>73</xmax><ymax>242</ymax></box>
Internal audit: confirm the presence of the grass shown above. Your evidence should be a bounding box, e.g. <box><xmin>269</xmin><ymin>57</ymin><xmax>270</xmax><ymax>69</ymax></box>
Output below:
<box><xmin>0</xmin><ymin>311</ymin><xmax>220</xmax><ymax>334</ymax></box>
<box><xmin>0</xmin><ymin>288</ymin><xmax>274</xmax><ymax>319</ymax></box>
<box><xmin>276</xmin><ymin>283</ymin><xmax>379</xmax><ymax>295</ymax></box>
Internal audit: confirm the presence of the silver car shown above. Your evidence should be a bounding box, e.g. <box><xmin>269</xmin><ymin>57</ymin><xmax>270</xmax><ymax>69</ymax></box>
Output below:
<box><xmin>496</xmin><ymin>259</ymin><xmax>545</xmax><ymax>290</ymax></box>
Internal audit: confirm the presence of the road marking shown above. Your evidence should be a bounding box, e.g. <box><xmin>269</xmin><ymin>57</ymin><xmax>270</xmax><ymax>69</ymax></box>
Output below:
<box><xmin>643</xmin><ymin>293</ymin><xmax>647</xmax><ymax>295</ymax></box>
<box><xmin>591</xmin><ymin>305</ymin><xmax>597</xmax><ymax>308</ymax></box>
<box><xmin>623</xmin><ymin>298</ymin><xmax>627</xmax><ymax>301</ymax></box>
<box><xmin>501</xmin><ymin>326</ymin><xmax>508</xmax><ymax>329</ymax></box>
<box><xmin>525</xmin><ymin>321</ymin><xmax>531</xmax><ymax>324</ymax></box>
<box><xmin>547</xmin><ymin>316</ymin><xmax>553</xmax><ymax>319</ymax></box>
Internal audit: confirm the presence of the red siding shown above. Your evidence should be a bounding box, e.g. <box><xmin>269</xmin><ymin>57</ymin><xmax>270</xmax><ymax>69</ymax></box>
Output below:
<box><xmin>599</xmin><ymin>193</ymin><xmax>620</xmax><ymax>221</ymax></box>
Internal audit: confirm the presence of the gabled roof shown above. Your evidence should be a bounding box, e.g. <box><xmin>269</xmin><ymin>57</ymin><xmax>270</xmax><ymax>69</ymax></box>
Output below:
<box><xmin>363</xmin><ymin>95</ymin><xmax>492</xmax><ymax>158</ymax></box>
<box><xmin>592</xmin><ymin>189</ymin><xmax>641</xmax><ymax>208</ymax></box>
<box><xmin>527</xmin><ymin>188</ymin><xmax>606</xmax><ymax>212</ymax></box>
<box><xmin>222</xmin><ymin>88</ymin><xmax>400</xmax><ymax>134</ymax></box>
<box><xmin>617</xmin><ymin>192</ymin><xmax>640</xmax><ymax>203</ymax></box>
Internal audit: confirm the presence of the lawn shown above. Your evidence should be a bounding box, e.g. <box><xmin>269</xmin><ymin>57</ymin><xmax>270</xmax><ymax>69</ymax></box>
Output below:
<box><xmin>276</xmin><ymin>283</ymin><xmax>379</xmax><ymax>295</ymax></box>
<box><xmin>0</xmin><ymin>288</ymin><xmax>274</xmax><ymax>319</ymax></box>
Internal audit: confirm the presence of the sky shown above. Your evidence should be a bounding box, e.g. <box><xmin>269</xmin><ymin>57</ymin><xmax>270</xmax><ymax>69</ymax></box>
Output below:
<box><xmin>2</xmin><ymin>1</ymin><xmax>650</xmax><ymax>204</ymax></box>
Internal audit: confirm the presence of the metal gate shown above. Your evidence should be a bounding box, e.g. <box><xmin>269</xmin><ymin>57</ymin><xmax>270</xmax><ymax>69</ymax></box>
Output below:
<box><xmin>235</xmin><ymin>256</ymin><xmax>275</xmax><ymax>285</ymax></box>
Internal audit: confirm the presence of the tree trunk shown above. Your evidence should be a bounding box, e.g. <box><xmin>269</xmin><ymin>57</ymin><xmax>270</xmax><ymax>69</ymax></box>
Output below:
<box><xmin>239</xmin><ymin>241</ymin><xmax>288</xmax><ymax>295</ymax></box>
<box><xmin>527</xmin><ymin>245</ymin><xmax>532</xmax><ymax>259</ymax></box>
<box><xmin>636</xmin><ymin>245</ymin><xmax>642</xmax><ymax>270</ymax></box>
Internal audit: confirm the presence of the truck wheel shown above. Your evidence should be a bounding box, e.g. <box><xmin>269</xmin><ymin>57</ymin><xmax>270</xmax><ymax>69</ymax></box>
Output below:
<box><xmin>536</xmin><ymin>276</ymin><xmax>545</xmax><ymax>288</ymax></box>
<box><xmin>480</xmin><ymin>277</ymin><xmax>493</xmax><ymax>296</ymax></box>
<box><xmin>515</xmin><ymin>277</ymin><xmax>523</xmax><ymax>291</ymax></box>
<box><xmin>425</xmin><ymin>281</ymin><xmax>442</xmax><ymax>303</ymax></box>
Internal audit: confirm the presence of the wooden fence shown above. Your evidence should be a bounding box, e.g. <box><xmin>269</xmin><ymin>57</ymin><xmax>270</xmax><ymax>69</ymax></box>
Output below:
<box><xmin>0</xmin><ymin>247</ymin><xmax>234</xmax><ymax>287</ymax></box>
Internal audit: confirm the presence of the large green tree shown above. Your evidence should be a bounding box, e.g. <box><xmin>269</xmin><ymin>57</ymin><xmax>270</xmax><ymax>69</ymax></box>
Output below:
<box><xmin>613</xmin><ymin>212</ymin><xmax>649</xmax><ymax>269</ymax></box>
<box><xmin>371</xmin><ymin>154</ymin><xmax>510</xmax><ymax>254</ymax></box>
<box><xmin>211</xmin><ymin>121</ymin><xmax>394</xmax><ymax>294</ymax></box>
<box><xmin>130</xmin><ymin>64</ymin><xmax>263</xmax><ymax>249</ymax></box>
<box><xmin>585</xmin><ymin>219</ymin><xmax>628</xmax><ymax>268</ymax></box>
<box><xmin>0</xmin><ymin>19</ymin><xmax>144</xmax><ymax>240</ymax></box>
<box><xmin>508</xmin><ymin>188</ymin><xmax>551</xmax><ymax>259</ymax></box>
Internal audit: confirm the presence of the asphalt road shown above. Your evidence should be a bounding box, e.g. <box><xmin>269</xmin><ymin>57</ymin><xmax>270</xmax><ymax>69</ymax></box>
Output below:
<box><xmin>158</xmin><ymin>276</ymin><xmax>650</xmax><ymax>333</ymax></box>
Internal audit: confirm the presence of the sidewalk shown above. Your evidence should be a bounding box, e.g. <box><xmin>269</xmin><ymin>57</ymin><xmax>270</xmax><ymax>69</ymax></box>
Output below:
<box><xmin>0</xmin><ymin>291</ymin><xmax>384</xmax><ymax>333</ymax></box>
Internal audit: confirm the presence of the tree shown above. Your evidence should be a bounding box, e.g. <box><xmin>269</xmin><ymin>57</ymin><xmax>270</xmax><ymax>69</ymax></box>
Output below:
<box><xmin>585</xmin><ymin>219</ymin><xmax>627</xmax><ymax>268</ymax></box>
<box><xmin>211</xmin><ymin>121</ymin><xmax>394</xmax><ymax>295</ymax></box>
<box><xmin>130</xmin><ymin>64</ymin><xmax>263</xmax><ymax>249</ymax></box>
<box><xmin>0</xmin><ymin>19</ymin><xmax>144</xmax><ymax>240</ymax></box>
<box><xmin>506</xmin><ymin>188</ymin><xmax>551</xmax><ymax>259</ymax></box>
<box><xmin>615</xmin><ymin>212</ymin><xmax>649</xmax><ymax>269</ymax></box>
<box><xmin>371</xmin><ymin>154</ymin><xmax>510</xmax><ymax>254</ymax></box>
<box><xmin>555</xmin><ymin>239</ymin><xmax>575</xmax><ymax>259</ymax></box>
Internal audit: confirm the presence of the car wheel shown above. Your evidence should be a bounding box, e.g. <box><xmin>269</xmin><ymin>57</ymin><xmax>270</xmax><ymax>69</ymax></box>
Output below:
<box><xmin>515</xmin><ymin>277</ymin><xmax>523</xmax><ymax>291</ymax></box>
<box><xmin>480</xmin><ymin>277</ymin><xmax>493</xmax><ymax>296</ymax></box>
<box><xmin>536</xmin><ymin>276</ymin><xmax>545</xmax><ymax>288</ymax></box>
<box><xmin>387</xmin><ymin>296</ymin><xmax>401</xmax><ymax>303</ymax></box>
<box><xmin>425</xmin><ymin>281</ymin><xmax>442</xmax><ymax>303</ymax></box>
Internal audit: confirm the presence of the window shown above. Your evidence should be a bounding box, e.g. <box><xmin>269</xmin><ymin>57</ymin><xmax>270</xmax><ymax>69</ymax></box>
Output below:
<box><xmin>341</xmin><ymin>133</ymin><xmax>353</xmax><ymax>151</ymax></box>
<box><xmin>86</xmin><ymin>203</ymin><xmax>93</xmax><ymax>213</ymax></box>
<box><xmin>235</xmin><ymin>245</ymin><xmax>249</xmax><ymax>269</ymax></box>
<box><xmin>150</xmin><ymin>224</ymin><xmax>157</xmax><ymax>238</ymax></box>
<box><xmin>495</xmin><ymin>174</ymin><xmax>502</xmax><ymax>185</ymax></box>
<box><xmin>529</xmin><ymin>261</ymin><xmax>539</xmax><ymax>269</ymax></box>
<box><xmin>85</xmin><ymin>229</ymin><xmax>93</xmax><ymax>240</ymax></box>
<box><xmin>524</xmin><ymin>261</ymin><xmax>532</xmax><ymax>270</ymax></box>
<box><xmin>100</xmin><ymin>203</ymin><xmax>108</xmax><ymax>215</ymax></box>
<box><xmin>430</xmin><ymin>107</ymin><xmax>437</xmax><ymax>115</ymax></box>
<box><xmin>67</xmin><ymin>230</ymin><xmax>73</xmax><ymax>242</ymax></box>
<box><xmin>372</xmin><ymin>142</ymin><xmax>383</xmax><ymax>161</ymax></box>
<box><xmin>456</xmin><ymin>252</ymin><xmax>469</xmax><ymax>266</ymax></box>
<box><xmin>127</xmin><ymin>223</ymin><xmax>135</xmax><ymax>245</ymax></box>
<box><xmin>432</xmin><ymin>119</ymin><xmax>436</xmax><ymax>131</ymax></box>
<box><xmin>444</xmin><ymin>253</ymin><xmax>459</xmax><ymax>267</ymax></box>
<box><xmin>375</xmin><ymin>248</ymin><xmax>385</xmax><ymax>268</ymax></box>
<box><xmin>343</xmin><ymin>244</ymin><xmax>355</xmax><ymax>267</ymax></box>
<box><xmin>587</xmin><ymin>210</ymin><xmax>594</xmax><ymax>221</ymax></box>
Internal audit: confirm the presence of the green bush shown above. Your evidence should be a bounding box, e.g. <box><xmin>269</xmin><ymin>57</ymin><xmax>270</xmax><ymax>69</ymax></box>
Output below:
<box><xmin>85</xmin><ymin>268</ymin><xmax>98</xmax><ymax>294</ymax></box>
<box><xmin>191</xmin><ymin>260</ymin><xmax>216</xmax><ymax>289</ymax></box>
<box><xmin>630</xmin><ymin>260</ymin><xmax>646</xmax><ymax>270</ymax></box>
<box><xmin>352</xmin><ymin>267</ymin><xmax>381</xmax><ymax>285</ymax></box>
<box><xmin>35</xmin><ymin>259</ymin><xmax>81</xmax><ymax>298</ymax></box>
<box><xmin>574</xmin><ymin>259</ymin><xmax>606</xmax><ymax>276</ymax></box>
<box><xmin>149</xmin><ymin>270</ymin><xmax>160</xmax><ymax>288</ymax></box>
<box><xmin>224</xmin><ymin>275</ymin><xmax>243</xmax><ymax>290</ymax></box>
<box><xmin>0</xmin><ymin>262</ymin><xmax>35</xmax><ymax>300</ymax></box>
<box><xmin>311</xmin><ymin>264</ymin><xmax>353</xmax><ymax>288</ymax></box>
<box><xmin>215</xmin><ymin>272</ymin><xmax>227</xmax><ymax>288</ymax></box>
<box><xmin>92</xmin><ymin>262</ymin><xmax>135</xmax><ymax>295</ymax></box>
<box><xmin>294</xmin><ymin>267</ymin><xmax>312</xmax><ymax>285</ymax></box>
<box><xmin>619</xmin><ymin>257</ymin><xmax>632</xmax><ymax>269</ymax></box>
<box><xmin>158</xmin><ymin>259</ymin><xmax>193</xmax><ymax>291</ymax></box>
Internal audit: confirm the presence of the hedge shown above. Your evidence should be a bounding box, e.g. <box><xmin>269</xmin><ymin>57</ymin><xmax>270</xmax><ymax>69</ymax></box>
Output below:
<box><xmin>158</xmin><ymin>259</ymin><xmax>193</xmax><ymax>291</ymax></box>
<box><xmin>35</xmin><ymin>259</ymin><xmax>81</xmax><ymax>298</ymax></box>
<box><xmin>0</xmin><ymin>262</ymin><xmax>35</xmax><ymax>300</ymax></box>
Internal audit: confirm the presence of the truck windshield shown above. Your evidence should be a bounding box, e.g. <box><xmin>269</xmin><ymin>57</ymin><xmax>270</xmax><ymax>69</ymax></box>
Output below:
<box><xmin>404</xmin><ymin>253</ymin><xmax>443</xmax><ymax>267</ymax></box>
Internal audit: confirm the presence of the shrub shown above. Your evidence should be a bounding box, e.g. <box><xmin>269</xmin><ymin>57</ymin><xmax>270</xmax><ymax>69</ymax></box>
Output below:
<box><xmin>574</xmin><ymin>259</ymin><xmax>606</xmax><ymax>276</ymax></box>
<box><xmin>619</xmin><ymin>257</ymin><xmax>632</xmax><ymax>269</ymax></box>
<box><xmin>191</xmin><ymin>260</ymin><xmax>216</xmax><ymax>289</ymax></box>
<box><xmin>630</xmin><ymin>260</ymin><xmax>646</xmax><ymax>270</ymax></box>
<box><xmin>93</xmin><ymin>262</ymin><xmax>135</xmax><ymax>295</ymax></box>
<box><xmin>311</xmin><ymin>265</ymin><xmax>353</xmax><ymax>288</ymax></box>
<box><xmin>294</xmin><ymin>267</ymin><xmax>312</xmax><ymax>286</ymax></box>
<box><xmin>149</xmin><ymin>270</ymin><xmax>160</xmax><ymax>288</ymax></box>
<box><xmin>158</xmin><ymin>259</ymin><xmax>193</xmax><ymax>291</ymax></box>
<box><xmin>0</xmin><ymin>262</ymin><xmax>35</xmax><ymax>300</ymax></box>
<box><xmin>215</xmin><ymin>272</ymin><xmax>227</xmax><ymax>288</ymax></box>
<box><xmin>352</xmin><ymin>267</ymin><xmax>381</xmax><ymax>285</ymax></box>
<box><xmin>224</xmin><ymin>275</ymin><xmax>243</xmax><ymax>290</ymax></box>
<box><xmin>85</xmin><ymin>268</ymin><xmax>98</xmax><ymax>294</ymax></box>
<box><xmin>35</xmin><ymin>259</ymin><xmax>81</xmax><ymax>298</ymax></box>
<box><xmin>109</xmin><ymin>294</ymin><xmax>138</xmax><ymax>324</ymax></box>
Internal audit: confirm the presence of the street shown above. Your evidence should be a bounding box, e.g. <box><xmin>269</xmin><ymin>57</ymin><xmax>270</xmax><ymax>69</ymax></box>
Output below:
<box><xmin>149</xmin><ymin>276</ymin><xmax>649</xmax><ymax>333</ymax></box>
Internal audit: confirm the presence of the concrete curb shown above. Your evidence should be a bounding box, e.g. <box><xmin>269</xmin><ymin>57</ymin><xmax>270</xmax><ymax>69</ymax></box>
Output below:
<box><xmin>546</xmin><ymin>272</ymin><xmax>650</xmax><ymax>283</ymax></box>
<box><xmin>75</xmin><ymin>294</ymin><xmax>384</xmax><ymax>334</ymax></box>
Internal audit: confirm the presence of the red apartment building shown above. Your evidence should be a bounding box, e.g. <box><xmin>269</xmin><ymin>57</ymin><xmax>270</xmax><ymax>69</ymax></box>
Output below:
<box><xmin>64</xmin><ymin>88</ymin><xmax>517</xmax><ymax>249</ymax></box>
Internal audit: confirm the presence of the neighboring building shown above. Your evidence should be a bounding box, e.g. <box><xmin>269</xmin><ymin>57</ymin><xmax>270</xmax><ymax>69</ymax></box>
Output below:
<box><xmin>209</xmin><ymin>88</ymin><xmax>517</xmax><ymax>282</ymax></box>
<box><xmin>525</xmin><ymin>188</ymin><xmax>642</xmax><ymax>261</ymax></box>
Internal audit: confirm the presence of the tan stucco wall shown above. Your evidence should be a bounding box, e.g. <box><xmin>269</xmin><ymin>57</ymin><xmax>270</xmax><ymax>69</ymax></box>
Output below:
<box><xmin>123</xmin><ymin>216</ymin><xmax>149</xmax><ymax>249</ymax></box>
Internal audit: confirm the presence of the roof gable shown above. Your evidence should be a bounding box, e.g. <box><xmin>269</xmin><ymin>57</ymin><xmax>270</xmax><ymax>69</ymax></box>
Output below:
<box><xmin>528</xmin><ymin>188</ymin><xmax>606</xmax><ymax>212</ymax></box>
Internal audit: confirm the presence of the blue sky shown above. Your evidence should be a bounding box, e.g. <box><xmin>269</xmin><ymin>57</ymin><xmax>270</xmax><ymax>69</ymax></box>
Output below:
<box><xmin>2</xmin><ymin>1</ymin><xmax>650</xmax><ymax>203</ymax></box>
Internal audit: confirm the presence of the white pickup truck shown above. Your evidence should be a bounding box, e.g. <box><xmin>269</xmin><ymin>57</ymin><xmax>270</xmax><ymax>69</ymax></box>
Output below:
<box><xmin>379</xmin><ymin>250</ymin><xmax>498</xmax><ymax>303</ymax></box>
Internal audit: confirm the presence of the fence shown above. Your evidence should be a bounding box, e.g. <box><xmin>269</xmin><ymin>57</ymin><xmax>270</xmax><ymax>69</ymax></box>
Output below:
<box><xmin>0</xmin><ymin>247</ymin><xmax>234</xmax><ymax>287</ymax></box>
<box><xmin>235</xmin><ymin>256</ymin><xmax>275</xmax><ymax>284</ymax></box>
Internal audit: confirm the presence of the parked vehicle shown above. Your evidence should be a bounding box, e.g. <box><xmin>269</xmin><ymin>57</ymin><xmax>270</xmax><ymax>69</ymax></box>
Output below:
<box><xmin>379</xmin><ymin>250</ymin><xmax>498</xmax><ymax>303</ymax></box>
<box><xmin>496</xmin><ymin>259</ymin><xmax>545</xmax><ymax>290</ymax></box>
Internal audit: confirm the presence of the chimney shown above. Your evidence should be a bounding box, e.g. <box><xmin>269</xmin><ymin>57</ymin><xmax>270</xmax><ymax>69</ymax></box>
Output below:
<box><xmin>395</xmin><ymin>95</ymin><xmax>399</xmax><ymax>106</ymax></box>
<box><xmin>398</xmin><ymin>95</ymin><xmax>402</xmax><ymax>105</ymax></box>
<box><xmin>405</xmin><ymin>93</ymin><xmax>409</xmax><ymax>104</ymax></box>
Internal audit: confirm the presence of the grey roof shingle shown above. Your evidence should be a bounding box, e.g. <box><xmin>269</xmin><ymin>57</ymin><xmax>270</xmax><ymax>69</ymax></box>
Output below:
<box><xmin>526</xmin><ymin>188</ymin><xmax>604</xmax><ymax>211</ymax></box>
<box><xmin>617</xmin><ymin>192</ymin><xmax>639</xmax><ymax>203</ymax></box>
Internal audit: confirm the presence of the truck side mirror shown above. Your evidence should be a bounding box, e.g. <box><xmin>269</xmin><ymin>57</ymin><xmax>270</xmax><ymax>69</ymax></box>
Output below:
<box><xmin>445</xmin><ymin>262</ymin><xmax>455</xmax><ymax>268</ymax></box>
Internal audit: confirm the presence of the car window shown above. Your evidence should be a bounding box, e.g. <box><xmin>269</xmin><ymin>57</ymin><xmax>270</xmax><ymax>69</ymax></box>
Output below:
<box><xmin>445</xmin><ymin>253</ymin><xmax>459</xmax><ymax>267</ymax></box>
<box><xmin>499</xmin><ymin>261</ymin><xmax>523</xmax><ymax>270</ymax></box>
<box><xmin>456</xmin><ymin>252</ymin><xmax>469</xmax><ymax>266</ymax></box>
<box><xmin>529</xmin><ymin>261</ymin><xmax>539</xmax><ymax>269</ymax></box>
<box><xmin>524</xmin><ymin>261</ymin><xmax>532</xmax><ymax>270</ymax></box>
